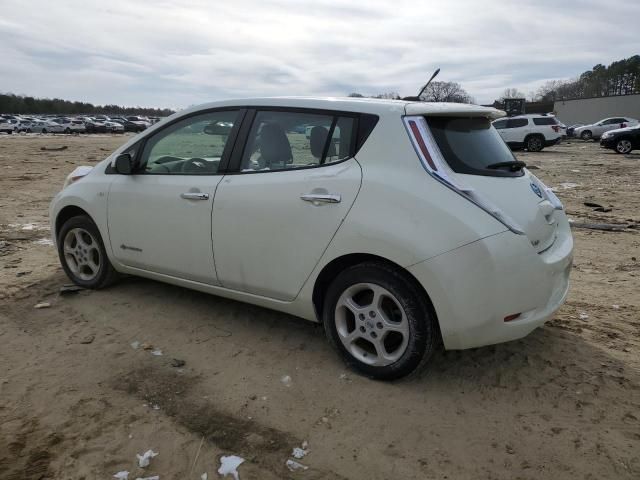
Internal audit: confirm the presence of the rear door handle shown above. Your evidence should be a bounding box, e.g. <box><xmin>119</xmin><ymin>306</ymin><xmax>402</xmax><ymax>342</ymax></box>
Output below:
<box><xmin>300</xmin><ymin>193</ymin><xmax>341</xmax><ymax>204</ymax></box>
<box><xmin>180</xmin><ymin>192</ymin><xmax>209</xmax><ymax>200</ymax></box>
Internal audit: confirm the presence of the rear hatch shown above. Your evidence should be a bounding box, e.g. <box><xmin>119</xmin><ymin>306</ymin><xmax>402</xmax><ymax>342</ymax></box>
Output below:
<box><xmin>404</xmin><ymin>105</ymin><xmax>563</xmax><ymax>253</ymax></box>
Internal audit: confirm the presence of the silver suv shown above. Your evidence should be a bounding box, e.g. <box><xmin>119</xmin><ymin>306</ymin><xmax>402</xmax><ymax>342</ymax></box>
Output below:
<box><xmin>493</xmin><ymin>114</ymin><xmax>565</xmax><ymax>152</ymax></box>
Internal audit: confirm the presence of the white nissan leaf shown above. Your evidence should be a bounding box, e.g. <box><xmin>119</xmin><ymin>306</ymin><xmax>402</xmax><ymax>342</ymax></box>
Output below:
<box><xmin>49</xmin><ymin>97</ymin><xmax>573</xmax><ymax>380</ymax></box>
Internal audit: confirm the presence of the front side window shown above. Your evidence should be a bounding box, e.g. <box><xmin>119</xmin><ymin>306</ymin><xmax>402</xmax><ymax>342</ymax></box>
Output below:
<box><xmin>240</xmin><ymin>111</ymin><xmax>354</xmax><ymax>172</ymax></box>
<box><xmin>139</xmin><ymin>110</ymin><xmax>240</xmax><ymax>174</ymax></box>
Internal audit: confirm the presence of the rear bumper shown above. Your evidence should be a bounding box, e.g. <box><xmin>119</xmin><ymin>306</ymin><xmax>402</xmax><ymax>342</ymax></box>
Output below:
<box><xmin>408</xmin><ymin>218</ymin><xmax>573</xmax><ymax>350</ymax></box>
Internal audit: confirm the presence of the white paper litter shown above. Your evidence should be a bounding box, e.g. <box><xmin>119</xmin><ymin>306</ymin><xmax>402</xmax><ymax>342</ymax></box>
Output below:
<box><xmin>113</xmin><ymin>471</ymin><xmax>129</xmax><ymax>480</ymax></box>
<box><xmin>218</xmin><ymin>455</ymin><xmax>245</xmax><ymax>480</ymax></box>
<box><xmin>559</xmin><ymin>182</ymin><xmax>579</xmax><ymax>189</ymax></box>
<box><xmin>34</xmin><ymin>302</ymin><xmax>51</xmax><ymax>309</ymax></box>
<box><xmin>579</xmin><ymin>312</ymin><xmax>589</xmax><ymax>320</ymax></box>
<box><xmin>131</xmin><ymin>341</ymin><xmax>140</xmax><ymax>349</ymax></box>
<box><xmin>286</xmin><ymin>459</ymin><xmax>309</xmax><ymax>472</ymax></box>
<box><xmin>201</xmin><ymin>474</ymin><xmax>208</xmax><ymax>480</ymax></box>
<box><xmin>135</xmin><ymin>476</ymin><xmax>159</xmax><ymax>480</ymax></box>
<box><xmin>151</xmin><ymin>349</ymin><xmax>163</xmax><ymax>356</ymax></box>
<box><xmin>612</xmin><ymin>304</ymin><xmax>620</xmax><ymax>310</ymax></box>
<box><xmin>136</xmin><ymin>449</ymin><xmax>158</xmax><ymax>468</ymax></box>
<box><xmin>292</xmin><ymin>447</ymin><xmax>308</xmax><ymax>459</ymax></box>
<box><xmin>280</xmin><ymin>375</ymin><xmax>292</xmax><ymax>387</ymax></box>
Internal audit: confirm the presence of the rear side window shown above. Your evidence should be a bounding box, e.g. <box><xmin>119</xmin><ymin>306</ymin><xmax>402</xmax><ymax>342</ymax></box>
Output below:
<box><xmin>493</xmin><ymin>119</ymin><xmax>508</xmax><ymax>129</ymax></box>
<box><xmin>240</xmin><ymin>111</ymin><xmax>355</xmax><ymax>172</ymax></box>
<box><xmin>507</xmin><ymin>118</ymin><xmax>528</xmax><ymax>128</ymax></box>
<box><xmin>533</xmin><ymin>117</ymin><xmax>558</xmax><ymax>125</ymax></box>
<box><xmin>426</xmin><ymin>117</ymin><xmax>522</xmax><ymax>177</ymax></box>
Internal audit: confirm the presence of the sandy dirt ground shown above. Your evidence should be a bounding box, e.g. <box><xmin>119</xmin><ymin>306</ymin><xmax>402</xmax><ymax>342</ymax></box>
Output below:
<box><xmin>1</xmin><ymin>133</ymin><xmax>639</xmax><ymax>480</ymax></box>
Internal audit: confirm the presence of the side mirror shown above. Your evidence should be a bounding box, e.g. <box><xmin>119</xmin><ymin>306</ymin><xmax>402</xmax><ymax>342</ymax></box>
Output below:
<box><xmin>115</xmin><ymin>153</ymin><xmax>134</xmax><ymax>174</ymax></box>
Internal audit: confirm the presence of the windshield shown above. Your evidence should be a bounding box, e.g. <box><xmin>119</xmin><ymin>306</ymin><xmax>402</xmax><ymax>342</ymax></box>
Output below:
<box><xmin>426</xmin><ymin>116</ymin><xmax>522</xmax><ymax>177</ymax></box>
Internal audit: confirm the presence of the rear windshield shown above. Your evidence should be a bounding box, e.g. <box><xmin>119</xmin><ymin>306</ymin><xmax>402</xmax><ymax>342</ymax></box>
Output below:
<box><xmin>426</xmin><ymin>117</ymin><xmax>522</xmax><ymax>177</ymax></box>
<box><xmin>533</xmin><ymin>117</ymin><xmax>558</xmax><ymax>125</ymax></box>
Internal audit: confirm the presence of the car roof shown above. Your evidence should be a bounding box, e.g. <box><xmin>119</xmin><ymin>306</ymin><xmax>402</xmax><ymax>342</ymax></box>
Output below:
<box><xmin>176</xmin><ymin>96</ymin><xmax>505</xmax><ymax>119</ymax></box>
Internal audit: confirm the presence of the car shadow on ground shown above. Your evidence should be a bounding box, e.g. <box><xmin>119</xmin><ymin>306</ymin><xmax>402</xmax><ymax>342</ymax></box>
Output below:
<box><xmin>22</xmin><ymin>271</ymin><xmax>634</xmax><ymax>395</ymax></box>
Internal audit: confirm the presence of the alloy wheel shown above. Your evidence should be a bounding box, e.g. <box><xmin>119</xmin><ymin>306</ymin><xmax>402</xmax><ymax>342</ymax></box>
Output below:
<box><xmin>63</xmin><ymin>228</ymin><xmax>101</xmax><ymax>281</ymax></box>
<box><xmin>334</xmin><ymin>283</ymin><xmax>410</xmax><ymax>367</ymax></box>
<box><xmin>616</xmin><ymin>139</ymin><xmax>632</xmax><ymax>154</ymax></box>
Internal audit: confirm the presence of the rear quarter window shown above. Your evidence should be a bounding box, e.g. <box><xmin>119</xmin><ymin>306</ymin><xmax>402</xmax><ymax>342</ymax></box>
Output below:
<box><xmin>533</xmin><ymin>117</ymin><xmax>558</xmax><ymax>125</ymax></box>
<box><xmin>507</xmin><ymin>118</ymin><xmax>528</xmax><ymax>128</ymax></box>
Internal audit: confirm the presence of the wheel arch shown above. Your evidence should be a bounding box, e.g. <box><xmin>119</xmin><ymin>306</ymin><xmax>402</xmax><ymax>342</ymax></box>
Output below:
<box><xmin>312</xmin><ymin>253</ymin><xmax>441</xmax><ymax>335</ymax></box>
<box><xmin>55</xmin><ymin>205</ymin><xmax>92</xmax><ymax>238</ymax></box>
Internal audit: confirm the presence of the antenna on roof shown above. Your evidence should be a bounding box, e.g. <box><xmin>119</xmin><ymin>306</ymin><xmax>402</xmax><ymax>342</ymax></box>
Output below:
<box><xmin>403</xmin><ymin>68</ymin><xmax>440</xmax><ymax>101</ymax></box>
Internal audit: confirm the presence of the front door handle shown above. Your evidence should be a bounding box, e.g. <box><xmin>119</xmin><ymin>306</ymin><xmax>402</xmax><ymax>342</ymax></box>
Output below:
<box><xmin>180</xmin><ymin>192</ymin><xmax>209</xmax><ymax>200</ymax></box>
<box><xmin>300</xmin><ymin>193</ymin><xmax>341</xmax><ymax>204</ymax></box>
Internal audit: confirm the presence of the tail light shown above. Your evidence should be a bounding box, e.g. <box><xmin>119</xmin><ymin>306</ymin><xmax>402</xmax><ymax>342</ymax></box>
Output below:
<box><xmin>621</xmin><ymin>123</ymin><xmax>627</xmax><ymax>128</ymax></box>
<box><xmin>552</xmin><ymin>125</ymin><xmax>560</xmax><ymax>133</ymax></box>
<box><xmin>403</xmin><ymin>116</ymin><xmax>525</xmax><ymax>235</ymax></box>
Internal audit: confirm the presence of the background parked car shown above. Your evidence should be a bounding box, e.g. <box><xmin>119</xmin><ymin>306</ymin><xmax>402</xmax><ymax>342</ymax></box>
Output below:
<box><xmin>566</xmin><ymin>124</ymin><xmax>584</xmax><ymax>137</ymax></box>
<box><xmin>0</xmin><ymin>119</ymin><xmax>17</xmax><ymax>133</ymax></box>
<box><xmin>492</xmin><ymin>114</ymin><xmax>564</xmax><ymax>151</ymax></box>
<box><xmin>600</xmin><ymin>124</ymin><xmax>640</xmax><ymax>154</ymax></box>
<box><xmin>573</xmin><ymin>117</ymin><xmax>639</xmax><ymax>140</ymax></box>
<box><xmin>55</xmin><ymin>119</ymin><xmax>87</xmax><ymax>133</ymax></box>
<box><xmin>31</xmin><ymin>120</ymin><xmax>65</xmax><ymax>133</ymax></box>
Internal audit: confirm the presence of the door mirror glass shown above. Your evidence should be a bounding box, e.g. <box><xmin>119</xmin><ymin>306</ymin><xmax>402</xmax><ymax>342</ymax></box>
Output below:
<box><xmin>115</xmin><ymin>153</ymin><xmax>133</xmax><ymax>174</ymax></box>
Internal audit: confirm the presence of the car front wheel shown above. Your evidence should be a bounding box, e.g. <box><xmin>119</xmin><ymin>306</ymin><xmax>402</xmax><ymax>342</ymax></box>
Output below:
<box><xmin>615</xmin><ymin>138</ymin><xmax>633</xmax><ymax>154</ymax></box>
<box><xmin>323</xmin><ymin>262</ymin><xmax>439</xmax><ymax>380</ymax></box>
<box><xmin>580</xmin><ymin>130</ymin><xmax>592</xmax><ymax>140</ymax></box>
<box><xmin>57</xmin><ymin>215</ymin><xmax>119</xmax><ymax>289</ymax></box>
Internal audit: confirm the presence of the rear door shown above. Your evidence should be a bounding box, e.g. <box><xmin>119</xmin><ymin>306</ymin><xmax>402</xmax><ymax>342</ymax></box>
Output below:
<box><xmin>107</xmin><ymin>108</ymin><xmax>243</xmax><ymax>284</ymax></box>
<box><xmin>212</xmin><ymin>108</ymin><xmax>362</xmax><ymax>301</ymax></box>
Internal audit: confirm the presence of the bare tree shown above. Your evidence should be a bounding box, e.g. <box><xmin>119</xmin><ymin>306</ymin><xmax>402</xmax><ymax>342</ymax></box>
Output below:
<box><xmin>500</xmin><ymin>88</ymin><xmax>526</xmax><ymax>100</ymax></box>
<box><xmin>420</xmin><ymin>81</ymin><xmax>472</xmax><ymax>103</ymax></box>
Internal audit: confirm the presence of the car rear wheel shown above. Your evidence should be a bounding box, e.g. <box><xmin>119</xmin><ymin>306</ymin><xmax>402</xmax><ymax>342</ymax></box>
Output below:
<box><xmin>64</xmin><ymin>127</ymin><xmax>71</xmax><ymax>134</ymax></box>
<box><xmin>41</xmin><ymin>128</ymin><xmax>47</xmax><ymax>134</ymax></box>
<box><xmin>323</xmin><ymin>262</ymin><xmax>438</xmax><ymax>380</ymax></box>
<box><xmin>615</xmin><ymin>138</ymin><xmax>633</xmax><ymax>154</ymax></box>
<box><xmin>580</xmin><ymin>130</ymin><xmax>592</xmax><ymax>140</ymax></box>
<box><xmin>57</xmin><ymin>215</ymin><xmax>119</xmax><ymax>289</ymax></box>
<box><xmin>525</xmin><ymin>135</ymin><xmax>544</xmax><ymax>152</ymax></box>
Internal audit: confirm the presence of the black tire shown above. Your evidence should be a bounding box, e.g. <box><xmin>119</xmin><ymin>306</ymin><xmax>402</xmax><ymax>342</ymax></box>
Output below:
<box><xmin>41</xmin><ymin>128</ymin><xmax>47</xmax><ymax>134</ymax></box>
<box><xmin>27</xmin><ymin>128</ymin><xmax>32</xmax><ymax>133</ymax></box>
<box><xmin>323</xmin><ymin>261</ymin><xmax>439</xmax><ymax>380</ymax></box>
<box><xmin>580</xmin><ymin>130</ymin><xmax>592</xmax><ymax>141</ymax></box>
<box><xmin>57</xmin><ymin>215</ymin><xmax>119</xmax><ymax>289</ymax></box>
<box><xmin>64</xmin><ymin>127</ymin><xmax>71</xmax><ymax>134</ymax></box>
<box><xmin>525</xmin><ymin>135</ymin><xmax>544</xmax><ymax>152</ymax></box>
<box><xmin>614</xmin><ymin>138</ymin><xmax>633</xmax><ymax>154</ymax></box>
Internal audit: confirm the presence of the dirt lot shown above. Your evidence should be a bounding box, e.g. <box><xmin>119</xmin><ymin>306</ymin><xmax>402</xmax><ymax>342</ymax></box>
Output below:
<box><xmin>1</xmin><ymin>133</ymin><xmax>639</xmax><ymax>479</ymax></box>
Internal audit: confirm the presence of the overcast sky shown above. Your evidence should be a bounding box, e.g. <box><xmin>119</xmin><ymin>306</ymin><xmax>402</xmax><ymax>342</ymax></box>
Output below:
<box><xmin>1</xmin><ymin>0</ymin><xmax>638</xmax><ymax>109</ymax></box>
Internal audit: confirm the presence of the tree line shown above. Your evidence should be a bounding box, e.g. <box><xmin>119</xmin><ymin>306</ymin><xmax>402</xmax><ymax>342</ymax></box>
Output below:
<box><xmin>0</xmin><ymin>93</ymin><xmax>175</xmax><ymax>116</ymax></box>
<box><xmin>348</xmin><ymin>80</ymin><xmax>473</xmax><ymax>103</ymax></box>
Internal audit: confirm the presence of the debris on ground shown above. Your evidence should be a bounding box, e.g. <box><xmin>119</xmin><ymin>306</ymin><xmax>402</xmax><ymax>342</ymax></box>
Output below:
<box><xmin>34</xmin><ymin>238</ymin><xmax>54</xmax><ymax>246</ymax></box>
<box><xmin>579</xmin><ymin>312</ymin><xmax>589</xmax><ymax>321</ymax></box>
<box><xmin>584</xmin><ymin>201</ymin><xmax>612</xmax><ymax>212</ymax></box>
<box><xmin>135</xmin><ymin>476</ymin><xmax>159</xmax><ymax>480</ymax></box>
<box><xmin>559</xmin><ymin>182</ymin><xmax>579</xmax><ymax>189</ymax></box>
<box><xmin>59</xmin><ymin>284</ymin><xmax>85</xmax><ymax>295</ymax></box>
<box><xmin>151</xmin><ymin>349</ymin><xmax>163</xmax><ymax>356</ymax></box>
<box><xmin>136</xmin><ymin>449</ymin><xmax>159</xmax><ymax>468</ymax></box>
<box><xmin>131</xmin><ymin>341</ymin><xmax>140</xmax><ymax>349</ymax></box>
<box><xmin>113</xmin><ymin>471</ymin><xmax>129</xmax><ymax>480</ymax></box>
<box><xmin>200</xmin><ymin>474</ymin><xmax>208</xmax><ymax>480</ymax></box>
<box><xmin>292</xmin><ymin>445</ymin><xmax>309</xmax><ymax>459</ymax></box>
<box><xmin>79</xmin><ymin>334</ymin><xmax>95</xmax><ymax>344</ymax></box>
<box><xmin>171</xmin><ymin>358</ymin><xmax>185</xmax><ymax>368</ymax></box>
<box><xmin>40</xmin><ymin>145</ymin><xmax>68</xmax><ymax>151</ymax></box>
<box><xmin>280</xmin><ymin>375</ymin><xmax>292</xmax><ymax>387</ymax></box>
<box><xmin>16</xmin><ymin>271</ymin><xmax>31</xmax><ymax>277</ymax></box>
<box><xmin>218</xmin><ymin>455</ymin><xmax>245</xmax><ymax>480</ymax></box>
<box><xmin>141</xmin><ymin>343</ymin><xmax>154</xmax><ymax>350</ymax></box>
<box><xmin>286</xmin><ymin>459</ymin><xmax>309</xmax><ymax>472</ymax></box>
<box><xmin>570</xmin><ymin>222</ymin><xmax>630</xmax><ymax>232</ymax></box>
<box><xmin>34</xmin><ymin>302</ymin><xmax>51</xmax><ymax>309</ymax></box>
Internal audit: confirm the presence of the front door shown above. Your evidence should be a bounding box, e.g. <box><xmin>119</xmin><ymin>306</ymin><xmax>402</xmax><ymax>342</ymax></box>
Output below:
<box><xmin>212</xmin><ymin>109</ymin><xmax>362</xmax><ymax>301</ymax></box>
<box><xmin>107</xmin><ymin>109</ymin><xmax>242</xmax><ymax>285</ymax></box>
